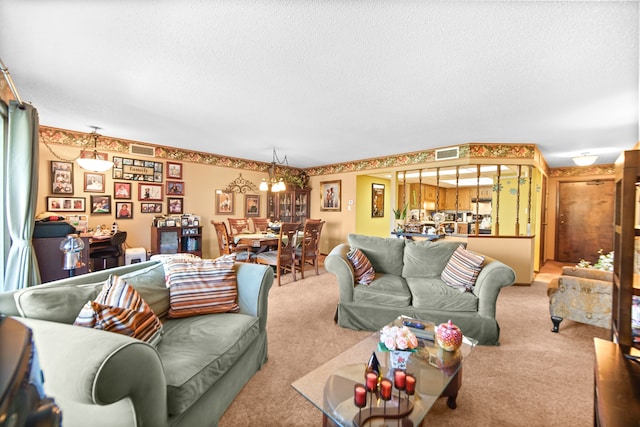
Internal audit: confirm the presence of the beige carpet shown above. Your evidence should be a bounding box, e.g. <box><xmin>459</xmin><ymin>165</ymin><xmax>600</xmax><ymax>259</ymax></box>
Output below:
<box><xmin>219</xmin><ymin>263</ymin><xmax>607</xmax><ymax>426</ymax></box>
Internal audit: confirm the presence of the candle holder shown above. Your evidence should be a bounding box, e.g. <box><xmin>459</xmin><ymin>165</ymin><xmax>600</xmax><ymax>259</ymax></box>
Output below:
<box><xmin>405</xmin><ymin>373</ymin><xmax>416</xmax><ymax>409</ymax></box>
<box><xmin>353</xmin><ymin>383</ymin><xmax>367</xmax><ymax>425</ymax></box>
<box><xmin>365</xmin><ymin>370</ymin><xmax>378</xmax><ymax>415</ymax></box>
<box><xmin>393</xmin><ymin>369</ymin><xmax>406</xmax><ymax>413</ymax></box>
<box><xmin>379</xmin><ymin>377</ymin><xmax>393</xmax><ymax>415</ymax></box>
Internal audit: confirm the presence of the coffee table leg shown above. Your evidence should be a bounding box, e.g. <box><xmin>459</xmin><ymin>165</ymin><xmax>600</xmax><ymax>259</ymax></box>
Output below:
<box><xmin>441</xmin><ymin>368</ymin><xmax>462</xmax><ymax>410</ymax></box>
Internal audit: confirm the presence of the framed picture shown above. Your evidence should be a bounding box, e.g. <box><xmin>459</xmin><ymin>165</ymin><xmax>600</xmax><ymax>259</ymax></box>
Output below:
<box><xmin>245</xmin><ymin>195</ymin><xmax>260</xmax><ymax>217</ymax></box>
<box><xmin>114</xmin><ymin>182</ymin><xmax>132</xmax><ymax>199</ymax></box>
<box><xmin>166</xmin><ymin>219</ymin><xmax>176</xmax><ymax>227</ymax></box>
<box><xmin>51</xmin><ymin>161</ymin><xmax>74</xmax><ymax>194</ymax></box>
<box><xmin>115</xmin><ymin>202</ymin><xmax>133</xmax><ymax>219</ymax></box>
<box><xmin>167</xmin><ymin>162</ymin><xmax>183</xmax><ymax>179</ymax></box>
<box><xmin>320</xmin><ymin>180</ymin><xmax>341</xmax><ymax>211</ymax></box>
<box><xmin>141</xmin><ymin>202</ymin><xmax>163</xmax><ymax>213</ymax></box>
<box><xmin>372</xmin><ymin>183</ymin><xmax>385</xmax><ymax>217</ymax></box>
<box><xmin>166</xmin><ymin>181</ymin><xmax>184</xmax><ymax>196</ymax></box>
<box><xmin>84</xmin><ymin>172</ymin><xmax>105</xmax><ymax>193</ymax></box>
<box><xmin>216</xmin><ymin>190</ymin><xmax>234</xmax><ymax>214</ymax></box>
<box><xmin>90</xmin><ymin>195</ymin><xmax>111</xmax><ymax>214</ymax></box>
<box><xmin>112</xmin><ymin>156</ymin><xmax>163</xmax><ymax>182</ymax></box>
<box><xmin>138</xmin><ymin>183</ymin><xmax>163</xmax><ymax>201</ymax></box>
<box><xmin>46</xmin><ymin>196</ymin><xmax>85</xmax><ymax>212</ymax></box>
<box><xmin>168</xmin><ymin>197</ymin><xmax>184</xmax><ymax>214</ymax></box>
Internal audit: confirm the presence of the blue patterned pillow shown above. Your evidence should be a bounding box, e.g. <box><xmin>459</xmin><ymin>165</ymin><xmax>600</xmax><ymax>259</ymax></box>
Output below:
<box><xmin>347</xmin><ymin>247</ymin><xmax>376</xmax><ymax>285</ymax></box>
<box><xmin>441</xmin><ymin>245</ymin><xmax>485</xmax><ymax>292</ymax></box>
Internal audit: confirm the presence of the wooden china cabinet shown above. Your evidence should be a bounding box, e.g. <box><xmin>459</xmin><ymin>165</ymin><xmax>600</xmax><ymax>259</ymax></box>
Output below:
<box><xmin>267</xmin><ymin>185</ymin><xmax>311</xmax><ymax>224</ymax></box>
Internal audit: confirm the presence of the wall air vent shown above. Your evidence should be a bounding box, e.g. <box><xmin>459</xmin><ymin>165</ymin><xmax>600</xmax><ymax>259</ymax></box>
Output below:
<box><xmin>435</xmin><ymin>146</ymin><xmax>459</xmax><ymax>161</ymax></box>
<box><xmin>130</xmin><ymin>144</ymin><xmax>156</xmax><ymax>157</ymax></box>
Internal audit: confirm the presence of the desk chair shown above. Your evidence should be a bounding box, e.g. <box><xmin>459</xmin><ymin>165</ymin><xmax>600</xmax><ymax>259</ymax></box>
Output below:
<box><xmin>256</xmin><ymin>222</ymin><xmax>300</xmax><ymax>286</ymax></box>
<box><xmin>294</xmin><ymin>220</ymin><xmax>325</xmax><ymax>279</ymax></box>
<box><xmin>211</xmin><ymin>221</ymin><xmax>254</xmax><ymax>262</ymax></box>
<box><xmin>89</xmin><ymin>231</ymin><xmax>127</xmax><ymax>271</ymax></box>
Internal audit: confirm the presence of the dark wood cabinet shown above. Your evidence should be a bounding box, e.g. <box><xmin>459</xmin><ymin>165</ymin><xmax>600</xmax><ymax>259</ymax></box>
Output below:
<box><xmin>267</xmin><ymin>186</ymin><xmax>310</xmax><ymax>224</ymax></box>
<box><xmin>33</xmin><ymin>236</ymin><xmax>90</xmax><ymax>282</ymax></box>
<box><xmin>150</xmin><ymin>226</ymin><xmax>202</xmax><ymax>257</ymax></box>
<box><xmin>613</xmin><ymin>149</ymin><xmax>640</xmax><ymax>348</ymax></box>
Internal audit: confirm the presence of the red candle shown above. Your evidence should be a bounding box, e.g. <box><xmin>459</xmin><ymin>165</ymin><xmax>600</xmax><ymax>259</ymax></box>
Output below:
<box><xmin>394</xmin><ymin>370</ymin><xmax>406</xmax><ymax>390</ymax></box>
<box><xmin>365</xmin><ymin>371</ymin><xmax>378</xmax><ymax>391</ymax></box>
<box><xmin>380</xmin><ymin>378</ymin><xmax>392</xmax><ymax>400</ymax></box>
<box><xmin>354</xmin><ymin>384</ymin><xmax>367</xmax><ymax>408</ymax></box>
<box><xmin>405</xmin><ymin>374</ymin><xmax>416</xmax><ymax>395</ymax></box>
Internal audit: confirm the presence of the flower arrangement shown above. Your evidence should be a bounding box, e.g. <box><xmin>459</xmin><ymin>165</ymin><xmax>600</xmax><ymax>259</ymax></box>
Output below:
<box><xmin>576</xmin><ymin>249</ymin><xmax>614</xmax><ymax>272</ymax></box>
<box><xmin>379</xmin><ymin>325</ymin><xmax>419</xmax><ymax>351</ymax></box>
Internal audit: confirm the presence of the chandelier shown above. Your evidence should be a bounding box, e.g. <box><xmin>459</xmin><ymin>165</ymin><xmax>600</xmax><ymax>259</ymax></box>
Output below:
<box><xmin>259</xmin><ymin>149</ymin><xmax>288</xmax><ymax>192</ymax></box>
<box><xmin>76</xmin><ymin>126</ymin><xmax>114</xmax><ymax>172</ymax></box>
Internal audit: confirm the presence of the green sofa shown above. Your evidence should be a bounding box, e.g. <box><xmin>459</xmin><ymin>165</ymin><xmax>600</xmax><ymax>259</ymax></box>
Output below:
<box><xmin>0</xmin><ymin>259</ymin><xmax>274</xmax><ymax>427</ymax></box>
<box><xmin>325</xmin><ymin>234</ymin><xmax>516</xmax><ymax>345</ymax></box>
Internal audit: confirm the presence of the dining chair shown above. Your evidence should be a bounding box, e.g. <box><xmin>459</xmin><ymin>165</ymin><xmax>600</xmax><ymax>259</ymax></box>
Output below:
<box><xmin>89</xmin><ymin>231</ymin><xmax>127</xmax><ymax>271</ymax></box>
<box><xmin>227</xmin><ymin>218</ymin><xmax>253</xmax><ymax>235</ymax></box>
<box><xmin>294</xmin><ymin>220</ymin><xmax>325</xmax><ymax>279</ymax></box>
<box><xmin>255</xmin><ymin>222</ymin><xmax>301</xmax><ymax>286</ymax></box>
<box><xmin>251</xmin><ymin>217</ymin><xmax>270</xmax><ymax>233</ymax></box>
<box><xmin>211</xmin><ymin>221</ymin><xmax>254</xmax><ymax>262</ymax></box>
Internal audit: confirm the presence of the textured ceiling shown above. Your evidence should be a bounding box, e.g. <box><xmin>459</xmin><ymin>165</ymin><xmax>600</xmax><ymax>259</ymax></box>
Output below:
<box><xmin>0</xmin><ymin>1</ymin><xmax>638</xmax><ymax>168</ymax></box>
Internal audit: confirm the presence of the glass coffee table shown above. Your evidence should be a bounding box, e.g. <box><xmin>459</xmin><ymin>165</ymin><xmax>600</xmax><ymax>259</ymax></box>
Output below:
<box><xmin>291</xmin><ymin>317</ymin><xmax>477</xmax><ymax>426</ymax></box>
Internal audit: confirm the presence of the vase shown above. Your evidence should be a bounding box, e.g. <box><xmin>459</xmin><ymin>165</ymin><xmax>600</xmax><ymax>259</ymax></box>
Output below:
<box><xmin>389</xmin><ymin>350</ymin><xmax>412</xmax><ymax>370</ymax></box>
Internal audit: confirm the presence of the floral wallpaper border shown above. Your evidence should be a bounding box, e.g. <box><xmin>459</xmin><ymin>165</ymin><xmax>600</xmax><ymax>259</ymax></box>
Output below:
<box><xmin>41</xmin><ymin>126</ymin><xmax>596</xmax><ymax>178</ymax></box>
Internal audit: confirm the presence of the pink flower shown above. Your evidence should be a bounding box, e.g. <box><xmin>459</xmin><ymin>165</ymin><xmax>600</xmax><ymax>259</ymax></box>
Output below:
<box><xmin>384</xmin><ymin>336</ymin><xmax>397</xmax><ymax>350</ymax></box>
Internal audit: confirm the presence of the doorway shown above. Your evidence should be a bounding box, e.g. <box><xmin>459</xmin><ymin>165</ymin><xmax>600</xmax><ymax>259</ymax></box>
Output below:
<box><xmin>555</xmin><ymin>180</ymin><xmax>614</xmax><ymax>263</ymax></box>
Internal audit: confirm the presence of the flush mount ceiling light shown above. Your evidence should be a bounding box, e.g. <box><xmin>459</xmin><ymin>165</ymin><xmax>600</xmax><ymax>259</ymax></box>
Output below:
<box><xmin>572</xmin><ymin>152</ymin><xmax>598</xmax><ymax>167</ymax></box>
<box><xmin>76</xmin><ymin>126</ymin><xmax>114</xmax><ymax>172</ymax></box>
<box><xmin>259</xmin><ymin>149</ymin><xmax>288</xmax><ymax>192</ymax></box>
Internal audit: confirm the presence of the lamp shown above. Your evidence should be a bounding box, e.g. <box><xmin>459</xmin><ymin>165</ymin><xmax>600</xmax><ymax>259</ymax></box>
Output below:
<box><xmin>572</xmin><ymin>152</ymin><xmax>598</xmax><ymax>167</ymax></box>
<box><xmin>76</xmin><ymin>126</ymin><xmax>114</xmax><ymax>172</ymax></box>
<box><xmin>259</xmin><ymin>149</ymin><xmax>289</xmax><ymax>192</ymax></box>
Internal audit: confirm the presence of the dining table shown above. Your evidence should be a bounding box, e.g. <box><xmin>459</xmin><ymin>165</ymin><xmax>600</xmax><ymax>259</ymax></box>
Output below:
<box><xmin>234</xmin><ymin>233</ymin><xmax>280</xmax><ymax>254</ymax></box>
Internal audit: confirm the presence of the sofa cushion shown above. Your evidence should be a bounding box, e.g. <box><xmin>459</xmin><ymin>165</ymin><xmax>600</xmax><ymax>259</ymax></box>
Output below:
<box><xmin>347</xmin><ymin>234</ymin><xmax>405</xmax><ymax>276</ymax></box>
<box><xmin>119</xmin><ymin>262</ymin><xmax>170</xmax><ymax>318</ymax></box>
<box><xmin>353</xmin><ymin>274</ymin><xmax>411</xmax><ymax>307</ymax></box>
<box><xmin>406</xmin><ymin>277</ymin><xmax>479</xmax><ymax>311</ymax></box>
<box><xmin>14</xmin><ymin>281</ymin><xmax>104</xmax><ymax>324</ymax></box>
<box><xmin>165</xmin><ymin>258</ymin><xmax>239</xmax><ymax>318</ymax></box>
<box><xmin>74</xmin><ymin>275</ymin><xmax>163</xmax><ymax>345</ymax></box>
<box><xmin>159</xmin><ymin>312</ymin><xmax>260</xmax><ymax>415</ymax></box>
<box><xmin>441</xmin><ymin>245</ymin><xmax>485</xmax><ymax>292</ymax></box>
<box><xmin>402</xmin><ymin>240</ymin><xmax>462</xmax><ymax>278</ymax></box>
<box><xmin>347</xmin><ymin>247</ymin><xmax>376</xmax><ymax>285</ymax></box>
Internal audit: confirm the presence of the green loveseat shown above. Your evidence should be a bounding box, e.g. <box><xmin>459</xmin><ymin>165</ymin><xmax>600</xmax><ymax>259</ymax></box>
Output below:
<box><xmin>325</xmin><ymin>234</ymin><xmax>516</xmax><ymax>345</ymax></box>
<box><xmin>0</xmin><ymin>259</ymin><xmax>274</xmax><ymax>427</ymax></box>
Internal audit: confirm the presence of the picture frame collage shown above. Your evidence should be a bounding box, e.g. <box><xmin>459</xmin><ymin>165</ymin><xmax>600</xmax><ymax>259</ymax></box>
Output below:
<box><xmin>46</xmin><ymin>158</ymin><xmax>186</xmax><ymax>217</ymax></box>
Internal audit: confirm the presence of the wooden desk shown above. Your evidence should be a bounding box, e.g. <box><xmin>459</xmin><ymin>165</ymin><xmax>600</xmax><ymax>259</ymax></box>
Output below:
<box><xmin>593</xmin><ymin>337</ymin><xmax>640</xmax><ymax>426</ymax></box>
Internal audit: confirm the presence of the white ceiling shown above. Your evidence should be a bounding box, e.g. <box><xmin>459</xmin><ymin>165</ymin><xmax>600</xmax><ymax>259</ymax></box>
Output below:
<box><xmin>0</xmin><ymin>1</ymin><xmax>638</xmax><ymax>168</ymax></box>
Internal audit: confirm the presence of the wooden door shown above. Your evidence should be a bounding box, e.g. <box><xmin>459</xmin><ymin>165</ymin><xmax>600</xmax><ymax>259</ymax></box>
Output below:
<box><xmin>556</xmin><ymin>180</ymin><xmax>614</xmax><ymax>263</ymax></box>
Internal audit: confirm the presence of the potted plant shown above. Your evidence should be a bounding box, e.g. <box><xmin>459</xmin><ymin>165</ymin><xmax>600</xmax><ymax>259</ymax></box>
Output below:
<box><xmin>393</xmin><ymin>204</ymin><xmax>408</xmax><ymax>231</ymax></box>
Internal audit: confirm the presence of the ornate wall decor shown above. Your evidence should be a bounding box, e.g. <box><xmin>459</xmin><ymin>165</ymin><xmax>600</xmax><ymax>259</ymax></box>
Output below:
<box><xmin>225</xmin><ymin>173</ymin><xmax>260</xmax><ymax>194</ymax></box>
<box><xmin>549</xmin><ymin>164</ymin><xmax>615</xmax><ymax>177</ymax></box>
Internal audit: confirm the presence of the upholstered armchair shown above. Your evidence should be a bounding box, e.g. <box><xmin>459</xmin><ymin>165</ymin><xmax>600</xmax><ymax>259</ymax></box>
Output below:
<box><xmin>548</xmin><ymin>266</ymin><xmax>613</xmax><ymax>332</ymax></box>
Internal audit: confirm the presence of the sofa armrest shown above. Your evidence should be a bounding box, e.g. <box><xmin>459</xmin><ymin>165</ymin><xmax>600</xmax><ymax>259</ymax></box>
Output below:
<box><xmin>16</xmin><ymin>317</ymin><xmax>168</xmax><ymax>427</ymax></box>
<box><xmin>235</xmin><ymin>262</ymin><xmax>274</xmax><ymax>332</ymax></box>
<box><xmin>474</xmin><ymin>258</ymin><xmax>516</xmax><ymax>318</ymax></box>
<box><xmin>324</xmin><ymin>244</ymin><xmax>356</xmax><ymax>303</ymax></box>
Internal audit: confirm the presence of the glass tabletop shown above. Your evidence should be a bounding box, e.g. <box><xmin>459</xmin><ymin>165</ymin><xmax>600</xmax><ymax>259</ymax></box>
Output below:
<box><xmin>291</xmin><ymin>316</ymin><xmax>476</xmax><ymax>427</ymax></box>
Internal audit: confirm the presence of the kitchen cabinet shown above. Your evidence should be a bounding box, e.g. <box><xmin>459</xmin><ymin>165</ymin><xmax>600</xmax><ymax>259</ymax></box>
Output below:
<box><xmin>267</xmin><ymin>186</ymin><xmax>310</xmax><ymax>224</ymax></box>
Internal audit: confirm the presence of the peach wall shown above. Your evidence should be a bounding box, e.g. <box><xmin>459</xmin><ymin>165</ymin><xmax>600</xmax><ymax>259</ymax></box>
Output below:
<box><xmin>37</xmin><ymin>143</ymin><xmax>270</xmax><ymax>259</ymax></box>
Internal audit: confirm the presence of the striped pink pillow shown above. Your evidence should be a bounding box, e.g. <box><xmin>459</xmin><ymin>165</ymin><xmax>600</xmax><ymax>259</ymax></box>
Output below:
<box><xmin>74</xmin><ymin>275</ymin><xmax>163</xmax><ymax>345</ymax></box>
<box><xmin>441</xmin><ymin>245</ymin><xmax>485</xmax><ymax>292</ymax></box>
<box><xmin>165</xmin><ymin>258</ymin><xmax>239</xmax><ymax>318</ymax></box>
<box><xmin>347</xmin><ymin>247</ymin><xmax>376</xmax><ymax>285</ymax></box>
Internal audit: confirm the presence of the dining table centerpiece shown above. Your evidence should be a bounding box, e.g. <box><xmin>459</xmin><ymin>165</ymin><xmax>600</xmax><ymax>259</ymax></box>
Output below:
<box><xmin>378</xmin><ymin>325</ymin><xmax>419</xmax><ymax>370</ymax></box>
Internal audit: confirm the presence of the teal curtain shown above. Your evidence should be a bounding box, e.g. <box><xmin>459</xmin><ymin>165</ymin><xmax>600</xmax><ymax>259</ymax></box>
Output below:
<box><xmin>4</xmin><ymin>100</ymin><xmax>41</xmax><ymax>290</ymax></box>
